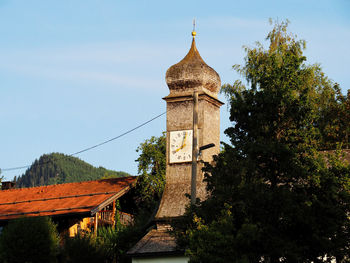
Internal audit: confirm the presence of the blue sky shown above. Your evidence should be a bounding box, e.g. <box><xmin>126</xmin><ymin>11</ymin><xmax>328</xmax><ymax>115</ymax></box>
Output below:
<box><xmin>1</xmin><ymin>0</ymin><xmax>349</xmax><ymax>181</ymax></box>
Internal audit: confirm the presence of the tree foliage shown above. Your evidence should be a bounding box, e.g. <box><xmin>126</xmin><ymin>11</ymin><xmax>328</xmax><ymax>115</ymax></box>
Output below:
<box><xmin>134</xmin><ymin>132</ymin><xmax>166</xmax><ymax>210</ymax></box>
<box><xmin>97</xmin><ymin>212</ymin><xmax>153</xmax><ymax>263</ymax></box>
<box><xmin>61</xmin><ymin>233</ymin><xmax>106</xmax><ymax>263</ymax></box>
<box><xmin>318</xmin><ymin>87</ymin><xmax>350</xmax><ymax>149</ymax></box>
<box><xmin>15</xmin><ymin>152</ymin><xmax>130</xmax><ymax>188</ymax></box>
<box><xmin>0</xmin><ymin>217</ymin><xmax>59</xmax><ymax>263</ymax></box>
<box><xmin>60</xmin><ymin>215</ymin><xmax>150</xmax><ymax>263</ymax></box>
<box><xmin>176</xmin><ymin>20</ymin><xmax>350</xmax><ymax>263</ymax></box>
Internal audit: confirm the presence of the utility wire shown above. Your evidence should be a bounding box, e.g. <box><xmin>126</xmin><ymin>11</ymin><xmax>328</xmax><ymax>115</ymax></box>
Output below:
<box><xmin>1</xmin><ymin>111</ymin><xmax>167</xmax><ymax>173</ymax></box>
<box><xmin>1</xmin><ymin>165</ymin><xmax>31</xmax><ymax>172</ymax></box>
<box><xmin>69</xmin><ymin>111</ymin><xmax>166</xmax><ymax>156</ymax></box>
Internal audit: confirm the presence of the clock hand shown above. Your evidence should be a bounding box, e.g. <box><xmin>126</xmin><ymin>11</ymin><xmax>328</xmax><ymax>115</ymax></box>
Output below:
<box><xmin>175</xmin><ymin>143</ymin><xmax>186</xmax><ymax>152</ymax></box>
<box><xmin>175</xmin><ymin>132</ymin><xmax>187</xmax><ymax>152</ymax></box>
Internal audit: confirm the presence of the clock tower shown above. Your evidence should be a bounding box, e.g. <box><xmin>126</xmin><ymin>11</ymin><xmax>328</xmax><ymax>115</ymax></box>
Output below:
<box><xmin>156</xmin><ymin>30</ymin><xmax>223</xmax><ymax>220</ymax></box>
<box><xmin>129</xmin><ymin>30</ymin><xmax>223</xmax><ymax>262</ymax></box>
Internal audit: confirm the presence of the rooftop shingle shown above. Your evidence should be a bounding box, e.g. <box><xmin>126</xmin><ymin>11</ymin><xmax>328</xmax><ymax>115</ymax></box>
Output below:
<box><xmin>0</xmin><ymin>176</ymin><xmax>137</xmax><ymax>220</ymax></box>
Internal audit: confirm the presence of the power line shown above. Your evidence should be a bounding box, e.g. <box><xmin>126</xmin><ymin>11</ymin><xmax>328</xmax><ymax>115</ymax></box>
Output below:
<box><xmin>1</xmin><ymin>165</ymin><xmax>31</xmax><ymax>172</ymax></box>
<box><xmin>69</xmin><ymin>111</ymin><xmax>166</xmax><ymax>156</ymax></box>
<box><xmin>1</xmin><ymin>111</ymin><xmax>167</xmax><ymax>173</ymax></box>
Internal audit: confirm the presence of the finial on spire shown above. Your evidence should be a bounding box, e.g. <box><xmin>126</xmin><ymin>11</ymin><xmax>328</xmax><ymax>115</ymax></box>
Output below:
<box><xmin>192</xmin><ymin>18</ymin><xmax>196</xmax><ymax>38</ymax></box>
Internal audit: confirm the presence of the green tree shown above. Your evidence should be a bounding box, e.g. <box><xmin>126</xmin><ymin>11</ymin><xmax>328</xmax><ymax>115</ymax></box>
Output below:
<box><xmin>318</xmin><ymin>87</ymin><xmax>350</xmax><ymax>149</ymax></box>
<box><xmin>0</xmin><ymin>217</ymin><xmax>59</xmax><ymax>263</ymax></box>
<box><xmin>134</xmin><ymin>132</ymin><xmax>166</xmax><ymax>210</ymax></box>
<box><xmin>176</xmin><ymin>20</ymin><xmax>350</xmax><ymax>263</ymax></box>
<box><xmin>95</xmin><ymin>216</ymin><xmax>149</xmax><ymax>263</ymax></box>
<box><xmin>61</xmin><ymin>233</ymin><xmax>106</xmax><ymax>263</ymax></box>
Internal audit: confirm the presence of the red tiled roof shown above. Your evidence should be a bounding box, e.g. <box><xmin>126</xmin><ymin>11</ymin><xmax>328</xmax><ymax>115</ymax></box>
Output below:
<box><xmin>0</xmin><ymin>176</ymin><xmax>137</xmax><ymax>220</ymax></box>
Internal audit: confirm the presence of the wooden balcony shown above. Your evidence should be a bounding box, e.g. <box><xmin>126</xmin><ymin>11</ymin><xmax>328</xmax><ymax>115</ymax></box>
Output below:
<box><xmin>99</xmin><ymin>210</ymin><xmax>114</xmax><ymax>225</ymax></box>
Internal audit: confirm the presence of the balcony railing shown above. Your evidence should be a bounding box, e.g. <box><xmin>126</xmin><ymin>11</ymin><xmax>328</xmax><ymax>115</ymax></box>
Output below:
<box><xmin>100</xmin><ymin>210</ymin><xmax>114</xmax><ymax>224</ymax></box>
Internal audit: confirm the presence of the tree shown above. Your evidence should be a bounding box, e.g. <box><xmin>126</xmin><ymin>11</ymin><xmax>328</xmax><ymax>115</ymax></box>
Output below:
<box><xmin>318</xmin><ymin>87</ymin><xmax>350</xmax><ymax>149</ymax></box>
<box><xmin>0</xmin><ymin>216</ymin><xmax>60</xmax><ymax>263</ymax></box>
<box><xmin>134</xmin><ymin>132</ymin><xmax>166</xmax><ymax>210</ymax></box>
<box><xmin>176</xmin><ymin>20</ymin><xmax>350</xmax><ymax>263</ymax></box>
<box><xmin>61</xmin><ymin>233</ymin><xmax>106</xmax><ymax>263</ymax></box>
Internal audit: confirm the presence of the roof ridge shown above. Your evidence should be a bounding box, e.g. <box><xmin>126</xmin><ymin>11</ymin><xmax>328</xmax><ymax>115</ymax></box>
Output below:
<box><xmin>0</xmin><ymin>191</ymin><xmax>120</xmax><ymax>206</ymax></box>
<box><xmin>2</xmin><ymin>176</ymin><xmax>137</xmax><ymax>192</ymax></box>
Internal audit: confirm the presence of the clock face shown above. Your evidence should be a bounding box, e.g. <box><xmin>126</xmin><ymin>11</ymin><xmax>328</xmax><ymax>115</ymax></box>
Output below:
<box><xmin>169</xmin><ymin>130</ymin><xmax>193</xmax><ymax>163</ymax></box>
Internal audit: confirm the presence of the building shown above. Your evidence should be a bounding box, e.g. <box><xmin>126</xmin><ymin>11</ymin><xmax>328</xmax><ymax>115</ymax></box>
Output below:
<box><xmin>128</xmin><ymin>30</ymin><xmax>223</xmax><ymax>262</ymax></box>
<box><xmin>0</xmin><ymin>176</ymin><xmax>137</xmax><ymax>236</ymax></box>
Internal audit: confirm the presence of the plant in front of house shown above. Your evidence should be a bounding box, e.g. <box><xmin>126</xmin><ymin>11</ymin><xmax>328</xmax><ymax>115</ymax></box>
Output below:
<box><xmin>0</xmin><ymin>216</ymin><xmax>59</xmax><ymax>263</ymax></box>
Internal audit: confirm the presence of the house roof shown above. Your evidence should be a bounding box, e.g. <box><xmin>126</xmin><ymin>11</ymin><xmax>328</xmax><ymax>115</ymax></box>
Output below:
<box><xmin>127</xmin><ymin>227</ymin><xmax>182</xmax><ymax>257</ymax></box>
<box><xmin>0</xmin><ymin>176</ymin><xmax>137</xmax><ymax>221</ymax></box>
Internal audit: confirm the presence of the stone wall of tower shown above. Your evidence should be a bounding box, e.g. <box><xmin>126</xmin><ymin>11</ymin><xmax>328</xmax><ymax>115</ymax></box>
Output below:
<box><xmin>155</xmin><ymin>93</ymin><xmax>221</xmax><ymax>220</ymax></box>
<box><xmin>200</xmin><ymin>96</ymin><xmax>221</xmax><ymax>167</ymax></box>
<box><xmin>165</xmin><ymin>94</ymin><xmax>221</xmax><ymax>166</ymax></box>
<box><xmin>154</xmin><ymin>32</ymin><xmax>223</xmax><ymax>221</ymax></box>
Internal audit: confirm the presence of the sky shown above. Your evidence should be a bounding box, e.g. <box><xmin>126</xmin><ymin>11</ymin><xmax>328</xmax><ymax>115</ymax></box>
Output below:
<box><xmin>1</xmin><ymin>0</ymin><xmax>349</xmax><ymax>181</ymax></box>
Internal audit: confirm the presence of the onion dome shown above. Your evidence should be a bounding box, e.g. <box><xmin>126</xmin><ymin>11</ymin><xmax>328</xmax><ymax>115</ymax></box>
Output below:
<box><xmin>165</xmin><ymin>31</ymin><xmax>221</xmax><ymax>98</ymax></box>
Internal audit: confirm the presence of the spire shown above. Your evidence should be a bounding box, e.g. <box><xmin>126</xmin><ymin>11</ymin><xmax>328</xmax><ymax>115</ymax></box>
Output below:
<box><xmin>180</xmin><ymin>31</ymin><xmax>203</xmax><ymax>64</ymax></box>
<box><xmin>192</xmin><ymin>18</ymin><xmax>196</xmax><ymax>38</ymax></box>
<box><xmin>165</xmin><ymin>23</ymin><xmax>221</xmax><ymax>97</ymax></box>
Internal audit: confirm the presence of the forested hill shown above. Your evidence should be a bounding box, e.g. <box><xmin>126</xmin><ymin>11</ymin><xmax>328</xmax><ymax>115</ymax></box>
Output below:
<box><xmin>15</xmin><ymin>153</ymin><xmax>131</xmax><ymax>188</ymax></box>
